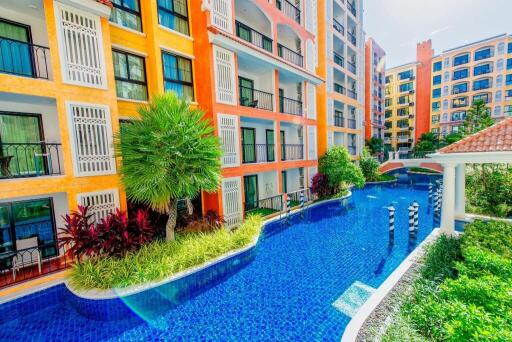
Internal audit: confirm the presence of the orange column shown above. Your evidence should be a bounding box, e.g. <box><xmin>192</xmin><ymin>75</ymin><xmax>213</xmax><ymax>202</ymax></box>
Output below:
<box><xmin>415</xmin><ymin>40</ymin><xmax>434</xmax><ymax>141</ymax></box>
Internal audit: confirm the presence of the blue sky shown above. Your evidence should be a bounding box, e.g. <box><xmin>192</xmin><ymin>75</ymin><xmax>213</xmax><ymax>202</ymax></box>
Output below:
<box><xmin>364</xmin><ymin>0</ymin><xmax>512</xmax><ymax>68</ymax></box>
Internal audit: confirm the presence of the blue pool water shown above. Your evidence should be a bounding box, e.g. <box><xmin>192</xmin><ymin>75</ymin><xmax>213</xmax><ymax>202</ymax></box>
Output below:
<box><xmin>0</xmin><ymin>184</ymin><xmax>438</xmax><ymax>341</ymax></box>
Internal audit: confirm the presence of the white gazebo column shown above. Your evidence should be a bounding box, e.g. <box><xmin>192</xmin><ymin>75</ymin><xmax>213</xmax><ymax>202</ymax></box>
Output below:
<box><xmin>454</xmin><ymin>163</ymin><xmax>465</xmax><ymax>218</ymax></box>
<box><xmin>440</xmin><ymin>163</ymin><xmax>456</xmax><ymax>235</ymax></box>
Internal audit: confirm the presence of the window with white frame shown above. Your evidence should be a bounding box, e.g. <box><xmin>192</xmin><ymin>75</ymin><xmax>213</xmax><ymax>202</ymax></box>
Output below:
<box><xmin>68</xmin><ymin>103</ymin><xmax>115</xmax><ymax>176</ymax></box>
<box><xmin>77</xmin><ymin>189</ymin><xmax>120</xmax><ymax>223</ymax></box>
<box><xmin>55</xmin><ymin>3</ymin><xmax>106</xmax><ymax>88</ymax></box>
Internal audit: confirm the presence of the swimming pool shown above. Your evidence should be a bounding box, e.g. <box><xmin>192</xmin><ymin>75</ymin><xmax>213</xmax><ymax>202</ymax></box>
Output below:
<box><xmin>0</xmin><ymin>184</ymin><xmax>437</xmax><ymax>341</ymax></box>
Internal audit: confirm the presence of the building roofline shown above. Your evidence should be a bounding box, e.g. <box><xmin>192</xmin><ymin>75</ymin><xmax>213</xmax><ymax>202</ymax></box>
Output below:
<box><xmin>386</xmin><ymin>61</ymin><xmax>418</xmax><ymax>72</ymax></box>
<box><xmin>442</xmin><ymin>33</ymin><xmax>508</xmax><ymax>54</ymax></box>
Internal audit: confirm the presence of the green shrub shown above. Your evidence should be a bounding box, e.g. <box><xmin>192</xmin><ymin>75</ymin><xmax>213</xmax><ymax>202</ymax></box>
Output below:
<box><xmin>318</xmin><ymin>146</ymin><xmax>365</xmax><ymax>190</ymax></box>
<box><xmin>359</xmin><ymin>147</ymin><xmax>380</xmax><ymax>182</ymax></box>
<box><xmin>69</xmin><ymin>215</ymin><xmax>263</xmax><ymax>290</ymax></box>
<box><xmin>462</xmin><ymin>220</ymin><xmax>512</xmax><ymax>258</ymax></box>
<box><xmin>420</xmin><ymin>235</ymin><xmax>462</xmax><ymax>283</ymax></box>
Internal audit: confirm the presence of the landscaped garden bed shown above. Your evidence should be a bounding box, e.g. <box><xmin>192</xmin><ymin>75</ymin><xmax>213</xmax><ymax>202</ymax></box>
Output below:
<box><xmin>358</xmin><ymin>219</ymin><xmax>512</xmax><ymax>341</ymax></box>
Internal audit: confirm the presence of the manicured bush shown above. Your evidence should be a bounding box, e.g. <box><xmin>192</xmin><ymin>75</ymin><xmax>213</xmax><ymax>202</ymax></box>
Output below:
<box><xmin>59</xmin><ymin>206</ymin><xmax>155</xmax><ymax>260</ymax></box>
<box><xmin>462</xmin><ymin>220</ymin><xmax>512</xmax><ymax>258</ymax></box>
<box><xmin>318</xmin><ymin>146</ymin><xmax>365</xmax><ymax>191</ymax></box>
<box><xmin>420</xmin><ymin>235</ymin><xmax>462</xmax><ymax>283</ymax></box>
<box><xmin>69</xmin><ymin>215</ymin><xmax>263</xmax><ymax>290</ymax></box>
<box><xmin>359</xmin><ymin>147</ymin><xmax>380</xmax><ymax>182</ymax></box>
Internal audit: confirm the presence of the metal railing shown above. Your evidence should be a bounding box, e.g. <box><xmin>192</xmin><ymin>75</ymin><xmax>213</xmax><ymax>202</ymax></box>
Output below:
<box><xmin>347</xmin><ymin>118</ymin><xmax>356</xmax><ymax>129</ymax></box>
<box><xmin>281</xmin><ymin>144</ymin><xmax>303</xmax><ymax>161</ymax></box>
<box><xmin>235</xmin><ymin>21</ymin><xmax>273</xmax><ymax>53</ymax></box>
<box><xmin>277</xmin><ymin>43</ymin><xmax>304</xmax><ymax>67</ymax></box>
<box><xmin>347</xmin><ymin>60</ymin><xmax>356</xmax><ymax>74</ymax></box>
<box><xmin>334</xmin><ymin>82</ymin><xmax>346</xmax><ymax>95</ymax></box>
<box><xmin>333</xmin><ymin>18</ymin><xmax>345</xmax><ymax>35</ymax></box>
<box><xmin>0</xmin><ymin>143</ymin><xmax>63</xmax><ymax>179</ymax></box>
<box><xmin>334</xmin><ymin>111</ymin><xmax>345</xmax><ymax>127</ymax></box>
<box><xmin>347</xmin><ymin>1</ymin><xmax>357</xmax><ymax>16</ymax></box>
<box><xmin>242</xmin><ymin>143</ymin><xmax>275</xmax><ymax>163</ymax></box>
<box><xmin>347</xmin><ymin>31</ymin><xmax>357</xmax><ymax>46</ymax></box>
<box><xmin>276</xmin><ymin>0</ymin><xmax>301</xmax><ymax>24</ymax></box>
<box><xmin>0</xmin><ymin>242</ymin><xmax>72</xmax><ymax>289</ymax></box>
<box><xmin>279</xmin><ymin>96</ymin><xmax>303</xmax><ymax>116</ymax></box>
<box><xmin>347</xmin><ymin>89</ymin><xmax>357</xmax><ymax>100</ymax></box>
<box><xmin>333</xmin><ymin>52</ymin><xmax>344</xmax><ymax>67</ymax></box>
<box><xmin>245</xmin><ymin>194</ymin><xmax>283</xmax><ymax>215</ymax></box>
<box><xmin>348</xmin><ymin>145</ymin><xmax>357</xmax><ymax>155</ymax></box>
<box><xmin>0</xmin><ymin>37</ymin><xmax>50</xmax><ymax>79</ymax></box>
<box><xmin>287</xmin><ymin>188</ymin><xmax>312</xmax><ymax>205</ymax></box>
<box><xmin>239</xmin><ymin>85</ymin><xmax>273</xmax><ymax>111</ymax></box>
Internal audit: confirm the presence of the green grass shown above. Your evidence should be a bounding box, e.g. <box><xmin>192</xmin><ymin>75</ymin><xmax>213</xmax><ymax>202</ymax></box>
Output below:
<box><xmin>375</xmin><ymin>173</ymin><xmax>396</xmax><ymax>182</ymax></box>
<box><xmin>383</xmin><ymin>220</ymin><xmax>512</xmax><ymax>341</ymax></box>
<box><xmin>245</xmin><ymin>207</ymin><xmax>278</xmax><ymax>217</ymax></box>
<box><xmin>69</xmin><ymin>215</ymin><xmax>263</xmax><ymax>290</ymax></box>
<box><xmin>408</xmin><ymin>167</ymin><xmax>441</xmax><ymax>174</ymax></box>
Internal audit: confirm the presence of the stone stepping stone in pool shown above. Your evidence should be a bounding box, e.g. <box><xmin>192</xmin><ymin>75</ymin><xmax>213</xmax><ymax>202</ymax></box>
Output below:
<box><xmin>331</xmin><ymin>281</ymin><xmax>376</xmax><ymax>318</ymax></box>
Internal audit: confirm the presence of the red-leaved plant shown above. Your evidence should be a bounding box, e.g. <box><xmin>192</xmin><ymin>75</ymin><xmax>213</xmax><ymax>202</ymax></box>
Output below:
<box><xmin>59</xmin><ymin>205</ymin><xmax>155</xmax><ymax>260</ymax></box>
<box><xmin>311</xmin><ymin>173</ymin><xmax>334</xmax><ymax>198</ymax></box>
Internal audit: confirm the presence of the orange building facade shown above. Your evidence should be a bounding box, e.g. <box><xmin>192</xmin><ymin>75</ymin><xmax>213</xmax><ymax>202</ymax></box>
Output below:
<box><xmin>364</xmin><ymin>38</ymin><xmax>385</xmax><ymax>141</ymax></box>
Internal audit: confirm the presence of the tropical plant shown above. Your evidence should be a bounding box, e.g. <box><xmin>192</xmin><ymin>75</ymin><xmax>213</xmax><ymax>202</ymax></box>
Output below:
<box><xmin>359</xmin><ymin>147</ymin><xmax>380</xmax><ymax>182</ymax></box>
<box><xmin>459</xmin><ymin>99</ymin><xmax>494</xmax><ymax>137</ymax></box>
<box><xmin>59</xmin><ymin>206</ymin><xmax>155</xmax><ymax>260</ymax></box>
<box><xmin>413</xmin><ymin>132</ymin><xmax>437</xmax><ymax>153</ymax></box>
<box><xmin>442</xmin><ymin>132</ymin><xmax>463</xmax><ymax>145</ymax></box>
<box><xmin>311</xmin><ymin>173</ymin><xmax>334</xmax><ymax>198</ymax></box>
<box><xmin>318</xmin><ymin>146</ymin><xmax>365</xmax><ymax>191</ymax></box>
<box><xmin>365</xmin><ymin>137</ymin><xmax>384</xmax><ymax>155</ymax></box>
<box><xmin>181</xmin><ymin>210</ymin><xmax>225</xmax><ymax>234</ymax></box>
<box><xmin>115</xmin><ymin>93</ymin><xmax>222</xmax><ymax>240</ymax></box>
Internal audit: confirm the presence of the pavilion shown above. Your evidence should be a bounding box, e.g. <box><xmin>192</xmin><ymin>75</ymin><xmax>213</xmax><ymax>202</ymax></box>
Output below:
<box><xmin>429</xmin><ymin>117</ymin><xmax>512</xmax><ymax>235</ymax></box>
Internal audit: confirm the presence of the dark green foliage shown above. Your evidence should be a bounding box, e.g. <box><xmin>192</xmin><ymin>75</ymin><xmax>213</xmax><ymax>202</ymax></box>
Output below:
<box><xmin>359</xmin><ymin>147</ymin><xmax>380</xmax><ymax>182</ymax></box>
<box><xmin>365</xmin><ymin>137</ymin><xmax>384</xmax><ymax>155</ymax></box>
<box><xmin>459</xmin><ymin>99</ymin><xmax>494</xmax><ymax>137</ymax></box>
<box><xmin>462</xmin><ymin>220</ymin><xmax>512</xmax><ymax>258</ymax></box>
<box><xmin>420</xmin><ymin>235</ymin><xmax>462</xmax><ymax>283</ymax></box>
<box><xmin>318</xmin><ymin>146</ymin><xmax>365</xmax><ymax>190</ymax></box>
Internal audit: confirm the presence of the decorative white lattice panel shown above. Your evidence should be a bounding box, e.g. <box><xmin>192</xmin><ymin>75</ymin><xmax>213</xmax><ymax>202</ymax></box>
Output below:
<box><xmin>222</xmin><ymin>177</ymin><xmax>242</xmax><ymax>229</ymax></box>
<box><xmin>55</xmin><ymin>3</ymin><xmax>106</xmax><ymax>88</ymax></box>
<box><xmin>211</xmin><ymin>0</ymin><xmax>233</xmax><ymax>33</ymax></box>
<box><xmin>308</xmin><ymin>125</ymin><xmax>317</xmax><ymax>160</ymax></box>
<box><xmin>78</xmin><ymin>189</ymin><xmax>119</xmax><ymax>223</ymax></box>
<box><xmin>217</xmin><ymin>113</ymin><xmax>240</xmax><ymax>167</ymax></box>
<box><xmin>68</xmin><ymin>102</ymin><xmax>115</xmax><ymax>176</ymax></box>
<box><xmin>213</xmin><ymin>45</ymin><xmax>236</xmax><ymax>105</ymax></box>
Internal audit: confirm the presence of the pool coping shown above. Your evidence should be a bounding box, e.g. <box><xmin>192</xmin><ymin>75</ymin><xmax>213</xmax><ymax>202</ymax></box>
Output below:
<box><xmin>365</xmin><ymin>179</ymin><xmax>397</xmax><ymax>185</ymax></box>
<box><xmin>65</xmin><ymin>191</ymin><xmax>354</xmax><ymax>301</ymax></box>
<box><xmin>340</xmin><ymin>227</ymin><xmax>442</xmax><ymax>342</ymax></box>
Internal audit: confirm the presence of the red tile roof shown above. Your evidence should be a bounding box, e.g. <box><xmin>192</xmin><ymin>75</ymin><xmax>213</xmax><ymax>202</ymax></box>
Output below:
<box><xmin>439</xmin><ymin>117</ymin><xmax>512</xmax><ymax>153</ymax></box>
<box><xmin>96</xmin><ymin>0</ymin><xmax>112</xmax><ymax>7</ymax></box>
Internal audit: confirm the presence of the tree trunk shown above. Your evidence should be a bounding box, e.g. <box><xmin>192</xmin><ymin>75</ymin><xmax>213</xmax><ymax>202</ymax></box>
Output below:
<box><xmin>166</xmin><ymin>199</ymin><xmax>178</xmax><ymax>241</ymax></box>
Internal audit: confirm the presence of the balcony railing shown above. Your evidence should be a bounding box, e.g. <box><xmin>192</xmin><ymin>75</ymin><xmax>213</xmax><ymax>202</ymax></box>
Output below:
<box><xmin>347</xmin><ymin>60</ymin><xmax>356</xmax><ymax>74</ymax></box>
<box><xmin>276</xmin><ymin>0</ymin><xmax>301</xmax><ymax>24</ymax></box>
<box><xmin>281</xmin><ymin>144</ymin><xmax>303</xmax><ymax>161</ymax></box>
<box><xmin>334</xmin><ymin>112</ymin><xmax>345</xmax><ymax>127</ymax></box>
<box><xmin>0</xmin><ymin>143</ymin><xmax>63</xmax><ymax>179</ymax></box>
<box><xmin>347</xmin><ymin>118</ymin><xmax>357</xmax><ymax>129</ymax></box>
<box><xmin>277</xmin><ymin>43</ymin><xmax>303</xmax><ymax>67</ymax></box>
<box><xmin>348</xmin><ymin>145</ymin><xmax>357</xmax><ymax>155</ymax></box>
<box><xmin>0</xmin><ymin>37</ymin><xmax>50</xmax><ymax>79</ymax></box>
<box><xmin>287</xmin><ymin>188</ymin><xmax>312</xmax><ymax>205</ymax></box>
<box><xmin>242</xmin><ymin>143</ymin><xmax>275</xmax><ymax>164</ymax></box>
<box><xmin>333</xmin><ymin>19</ymin><xmax>345</xmax><ymax>35</ymax></box>
<box><xmin>239</xmin><ymin>85</ymin><xmax>273</xmax><ymax>111</ymax></box>
<box><xmin>347</xmin><ymin>1</ymin><xmax>357</xmax><ymax>16</ymax></box>
<box><xmin>347</xmin><ymin>31</ymin><xmax>357</xmax><ymax>46</ymax></box>
<box><xmin>334</xmin><ymin>83</ymin><xmax>346</xmax><ymax>95</ymax></box>
<box><xmin>235</xmin><ymin>21</ymin><xmax>273</xmax><ymax>53</ymax></box>
<box><xmin>347</xmin><ymin>89</ymin><xmax>357</xmax><ymax>99</ymax></box>
<box><xmin>245</xmin><ymin>194</ymin><xmax>283</xmax><ymax>216</ymax></box>
<box><xmin>279</xmin><ymin>96</ymin><xmax>303</xmax><ymax>116</ymax></box>
<box><xmin>333</xmin><ymin>52</ymin><xmax>344</xmax><ymax>68</ymax></box>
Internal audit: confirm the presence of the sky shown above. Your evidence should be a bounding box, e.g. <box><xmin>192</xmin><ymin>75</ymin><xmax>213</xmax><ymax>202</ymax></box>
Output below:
<box><xmin>364</xmin><ymin>0</ymin><xmax>512</xmax><ymax>68</ymax></box>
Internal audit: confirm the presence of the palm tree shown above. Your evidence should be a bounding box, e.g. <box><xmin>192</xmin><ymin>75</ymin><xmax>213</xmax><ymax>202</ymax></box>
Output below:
<box><xmin>115</xmin><ymin>93</ymin><xmax>222</xmax><ymax>240</ymax></box>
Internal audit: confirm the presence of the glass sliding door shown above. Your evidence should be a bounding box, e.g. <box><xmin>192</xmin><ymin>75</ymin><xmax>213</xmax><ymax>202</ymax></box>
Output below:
<box><xmin>239</xmin><ymin>77</ymin><xmax>254</xmax><ymax>107</ymax></box>
<box><xmin>281</xmin><ymin>171</ymin><xmax>287</xmax><ymax>193</ymax></box>
<box><xmin>266</xmin><ymin>129</ymin><xmax>275</xmax><ymax>162</ymax></box>
<box><xmin>244</xmin><ymin>175</ymin><xmax>258</xmax><ymax>211</ymax></box>
<box><xmin>280</xmin><ymin>130</ymin><xmax>286</xmax><ymax>161</ymax></box>
<box><xmin>0</xmin><ymin>205</ymin><xmax>13</xmax><ymax>254</ymax></box>
<box><xmin>241</xmin><ymin>127</ymin><xmax>256</xmax><ymax>163</ymax></box>
<box><xmin>0</xmin><ymin>112</ymin><xmax>44</xmax><ymax>177</ymax></box>
<box><xmin>0</xmin><ymin>19</ymin><xmax>34</xmax><ymax>77</ymax></box>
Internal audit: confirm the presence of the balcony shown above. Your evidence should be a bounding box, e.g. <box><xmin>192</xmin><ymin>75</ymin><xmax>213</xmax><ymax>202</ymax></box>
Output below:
<box><xmin>235</xmin><ymin>21</ymin><xmax>273</xmax><ymax>53</ymax></box>
<box><xmin>347</xmin><ymin>118</ymin><xmax>356</xmax><ymax>129</ymax></box>
<box><xmin>239</xmin><ymin>85</ymin><xmax>273</xmax><ymax>111</ymax></box>
<box><xmin>347</xmin><ymin>31</ymin><xmax>357</xmax><ymax>46</ymax></box>
<box><xmin>242</xmin><ymin>143</ymin><xmax>275</xmax><ymax>163</ymax></box>
<box><xmin>347</xmin><ymin>1</ymin><xmax>357</xmax><ymax>17</ymax></box>
<box><xmin>334</xmin><ymin>111</ymin><xmax>345</xmax><ymax>127</ymax></box>
<box><xmin>244</xmin><ymin>193</ymin><xmax>283</xmax><ymax>216</ymax></box>
<box><xmin>0</xmin><ymin>37</ymin><xmax>51</xmax><ymax>80</ymax></box>
<box><xmin>333</xmin><ymin>52</ymin><xmax>345</xmax><ymax>68</ymax></box>
<box><xmin>334</xmin><ymin>83</ymin><xmax>346</xmax><ymax>95</ymax></box>
<box><xmin>276</xmin><ymin>0</ymin><xmax>301</xmax><ymax>24</ymax></box>
<box><xmin>347</xmin><ymin>89</ymin><xmax>357</xmax><ymax>100</ymax></box>
<box><xmin>333</xmin><ymin>19</ymin><xmax>345</xmax><ymax>35</ymax></box>
<box><xmin>281</xmin><ymin>144</ymin><xmax>303</xmax><ymax>161</ymax></box>
<box><xmin>277</xmin><ymin>43</ymin><xmax>304</xmax><ymax>67</ymax></box>
<box><xmin>347</xmin><ymin>60</ymin><xmax>356</xmax><ymax>74</ymax></box>
<box><xmin>0</xmin><ymin>143</ymin><xmax>63</xmax><ymax>179</ymax></box>
<box><xmin>279</xmin><ymin>96</ymin><xmax>303</xmax><ymax>116</ymax></box>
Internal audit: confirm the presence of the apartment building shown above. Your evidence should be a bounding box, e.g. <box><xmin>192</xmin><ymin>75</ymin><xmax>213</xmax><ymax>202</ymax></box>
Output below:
<box><xmin>384</xmin><ymin>40</ymin><xmax>432</xmax><ymax>150</ymax></box>
<box><xmin>430</xmin><ymin>34</ymin><xmax>512</xmax><ymax>136</ymax></box>
<box><xmin>364</xmin><ymin>37</ymin><xmax>385</xmax><ymax>141</ymax></box>
<box><xmin>317</xmin><ymin>0</ymin><xmax>365</xmax><ymax>158</ymax></box>
<box><xmin>191</xmin><ymin>0</ymin><xmax>323</xmax><ymax>227</ymax></box>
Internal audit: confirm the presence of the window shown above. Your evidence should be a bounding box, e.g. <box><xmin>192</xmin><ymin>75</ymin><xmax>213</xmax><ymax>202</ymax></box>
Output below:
<box><xmin>473</xmin><ymin>78</ymin><xmax>491</xmax><ymax>91</ymax></box>
<box><xmin>474</xmin><ymin>47</ymin><xmax>493</xmax><ymax>61</ymax></box>
<box><xmin>473</xmin><ymin>93</ymin><xmax>491</xmax><ymax>104</ymax></box>
<box><xmin>506</xmin><ymin>89</ymin><xmax>512</xmax><ymax>99</ymax></box>
<box><xmin>451</xmin><ymin>111</ymin><xmax>466</xmax><ymax>121</ymax></box>
<box><xmin>443</xmin><ymin>71</ymin><xmax>450</xmax><ymax>82</ymax></box>
<box><xmin>496</xmin><ymin>91</ymin><xmax>502</xmax><ymax>102</ymax></box>
<box><xmin>432</xmin><ymin>88</ymin><xmax>441</xmax><ymax>98</ymax></box>
<box><xmin>452</xmin><ymin>97</ymin><xmax>468</xmax><ymax>108</ymax></box>
<box><xmin>474</xmin><ymin>63</ymin><xmax>492</xmax><ymax>76</ymax></box>
<box><xmin>497</xmin><ymin>59</ymin><xmax>504</xmax><ymax>71</ymax></box>
<box><xmin>507</xmin><ymin>74</ymin><xmax>512</xmax><ymax>86</ymax></box>
<box><xmin>397</xmin><ymin>107</ymin><xmax>411</xmax><ymax>116</ymax></box>
<box><xmin>505</xmin><ymin>105</ymin><xmax>512</xmax><ymax>116</ymax></box>
<box><xmin>507</xmin><ymin>59</ymin><xmax>512</xmax><ymax>70</ymax></box>
<box><xmin>399</xmin><ymin>82</ymin><xmax>413</xmax><ymax>92</ymax></box>
<box><xmin>385</xmin><ymin>110</ymin><xmax>392</xmax><ymax>118</ymax></box>
<box><xmin>397</xmin><ymin>94</ymin><xmax>413</xmax><ymax>104</ymax></box>
<box><xmin>397</xmin><ymin>119</ymin><xmax>408</xmax><ymax>128</ymax></box>
<box><xmin>452</xmin><ymin>68</ymin><xmax>468</xmax><ymax>80</ymax></box>
<box><xmin>113</xmin><ymin>50</ymin><xmax>147</xmax><ymax>101</ymax></box>
<box><xmin>432</xmin><ymin>101</ymin><xmax>440</xmax><ymax>111</ymax></box>
<box><xmin>443</xmin><ymin>99</ymin><xmax>449</xmax><ymax>109</ymax></box>
<box><xmin>509</xmin><ymin>42</ymin><xmax>512</xmax><ymax>53</ymax></box>
<box><xmin>110</xmin><ymin>0</ymin><xmax>142</xmax><ymax>31</ymax></box>
<box><xmin>385</xmin><ymin>75</ymin><xmax>391</xmax><ymax>83</ymax></box>
<box><xmin>158</xmin><ymin>0</ymin><xmax>189</xmax><ymax>35</ymax></box>
<box><xmin>431</xmin><ymin>114</ymin><xmax>440</xmax><ymax>124</ymax></box>
<box><xmin>385</xmin><ymin>98</ymin><xmax>392</xmax><ymax>107</ymax></box>
<box><xmin>0</xmin><ymin>18</ymin><xmax>36</xmax><ymax>78</ymax></box>
<box><xmin>398</xmin><ymin>70</ymin><xmax>413</xmax><ymax>80</ymax></box>
<box><xmin>433</xmin><ymin>61</ymin><xmax>442</xmax><ymax>72</ymax></box>
<box><xmin>452</xmin><ymin>82</ymin><xmax>468</xmax><ymax>95</ymax></box>
<box><xmin>162</xmin><ymin>52</ymin><xmax>194</xmax><ymax>99</ymax></box>
<box><xmin>453</xmin><ymin>53</ymin><xmax>469</xmax><ymax>66</ymax></box>
<box><xmin>494</xmin><ymin>106</ymin><xmax>501</xmax><ymax>116</ymax></box>
<box><xmin>432</xmin><ymin>75</ymin><xmax>441</xmax><ymax>85</ymax></box>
